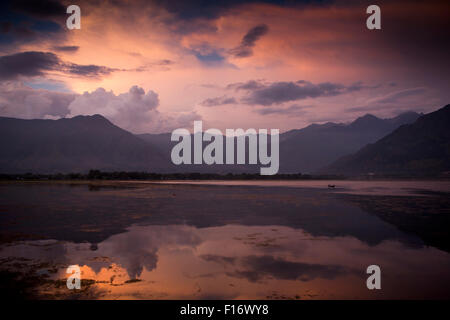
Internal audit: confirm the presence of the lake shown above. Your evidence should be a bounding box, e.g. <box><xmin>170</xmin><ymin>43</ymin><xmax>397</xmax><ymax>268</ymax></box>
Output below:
<box><xmin>0</xmin><ymin>180</ymin><xmax>449</xmax><ymax>299</ymax></box>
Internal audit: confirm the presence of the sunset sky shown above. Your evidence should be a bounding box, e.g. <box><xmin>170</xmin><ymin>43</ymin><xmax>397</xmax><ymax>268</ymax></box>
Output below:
<box><xmin>0</xmin><ymin>0</ymin><xmax>449</xmax><ymax>133</ymax></box>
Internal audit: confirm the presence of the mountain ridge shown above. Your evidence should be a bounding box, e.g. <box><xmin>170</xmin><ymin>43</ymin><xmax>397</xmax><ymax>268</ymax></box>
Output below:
<box><xmin>0</xmin><ymin>110</ymin><xmax>425</xmax><ymax>174</ymax></box>
<box><xmin>0</xmin><ymin>114</ymin><xmax>165</xmax><ymax>173</ymax></box>
<box><xmin>320</xmin><ymin>105</ymin><xmax>450</xmax><ymax>176</ymax></box>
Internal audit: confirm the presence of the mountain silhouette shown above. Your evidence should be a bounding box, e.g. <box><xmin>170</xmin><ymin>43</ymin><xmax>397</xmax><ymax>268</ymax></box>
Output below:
<box><xmin>0</xmin><ymin>115</ymin><xmax>165</xmax><ymax>173</ymax></box>
<box><xmin>276</xmin><ymin>111</ymin><xmax>421</xmax><ymax>173</ymax></box>
<box><xmin>321</xmin><ymin>105</ymin><xmax>450</xmax><ymax>176</ymax></box>
<box><xmin>0</xmin><ymin>111</ymin><xmax>421</xmax><ymax>174</ymax></box>
<box><xmin>138</xmin><ymin>112</ymin><xmax>420</xmax><ymax>174</ymax></box>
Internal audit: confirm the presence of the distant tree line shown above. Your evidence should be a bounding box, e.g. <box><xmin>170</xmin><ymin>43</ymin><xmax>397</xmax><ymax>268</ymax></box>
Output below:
<box><xmin>0</xmin><ymin>170</ymin><xmax>345</xmax><ymax>181</ymax></box>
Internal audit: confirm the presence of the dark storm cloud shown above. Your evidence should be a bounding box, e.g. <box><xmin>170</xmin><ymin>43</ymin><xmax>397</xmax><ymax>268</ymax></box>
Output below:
<box><xmin>52</xmin><ymin>45</ymin><xmax>79</xmax><ymax>52</ymax></box>
<box><xmin>0</xmin><ymin>22</ymin><xmax>13</xmax><ymax>33</ymax></box>
<box><xmin>153</xmin><ymin>0</ymin><xmax>329</xmax><ymax>20</ymax></box>
<box><xmin>0</xmin><ymin>0</ymin><xmax>66</xmax><ymax>50</ymax></box>
<box><xmin>200</xmin><ymin>95</ymin><xmax>238</xmax><ymax>107</ymax></box>
<box><xmin>207</xmin><ymin>79</ymin><xmax>371</xmax><ymax>107</ymax></box>
<box><xmin>0</xmin><ymin>51</ymin><xmax>59</xmax><ymax>79</ymax></box>
<box><xmin>64</xmin><ymin>63</ymin><xmax>118</xmax><ymax>77</ymax></box>
<box><xmin>241</xmin><ymin>80</ymin><xmax>365</xmax><ymax>105</ymax></box>
<box><xmin>0</xmin><ymin>51</ymin><xmax>118</xmax><ymax>80</ymax></box>
<box><xmin>0</xmin><ymin>20</ymin><xmax>64</xmax><ymax>48</ymax></box>
<box><xmin>230</xmin><ymin>24</ymin><xmax>269</xmax><ymax>58</ymax></box>
<box><xmin>380</xmin><ymin>1</ymin><xmax>450</xmax><ymax>73</ymax></box>
<box><xmin>3</xmin><ymin>0</ymin><xmax>330</xmax><ymax>23</ymax></box>
<box><xmin>10</xmin><ymin>0</ymin><xmax>66</xmax><ymax>18</ymax></box>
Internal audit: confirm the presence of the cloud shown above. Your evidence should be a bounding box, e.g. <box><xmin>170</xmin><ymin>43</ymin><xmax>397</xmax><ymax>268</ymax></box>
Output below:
<box><xmin>240</xmin><ymin>80</ymin><xmax>367</xmax><ymax>106</ymax></box>
<box><xmin>11</xmin><ymin>0</ymin><xmax>66</xmax><ymax>18</ymax></box>
<box><xmin>203</xmin><ymin>79</ymin><xmax>371</xmax><ymax>109</ymax></box>
<box><xmin>0</xmin><ymin>81</ymin><xmax>75</xmax><ymax>119</ymax></box>
<box><xmin>227</xmin><ymin>79</ymin><xmax>266</xmax><ymax>91</ymax></box>
<box><xmin>372</xmin><ymin>87</ymin><xmax>427</xmax><ymax>105</ymax></box>
<box><xmin>52</xmin><ymin>45</ymin><xmax>79</xmax><ymax>52</ymax></box>
<box><xmin>154</xmin><ymin>59</ymin><xmax>173</xmax><ymax>66</ymax></box>
<box><xmin>68</xmin><ymin>85</ymin><xmax>200</xmax><ymax>133</ymax></box>
<box><xmin>229</xmin><ymin>24</ymin><xmax>269</xmax><ymax>58</ymax></box>
<box><xmin>255</xmin><ymin>104</ymin><xmax>309</xmax><ymax>116</ymax></box>
<box><xmin>152</xmin><ymin>0</ymin><xmax>329</xmax><ymax>21</ymax></box>
<box><xmin>0</xmin><ymin>51</ymin><xmax>119</xmax><ymax>80</ymax></box>
<box><xmin>200</xmin><ymin>95</ymin><xmax>237</xmax><ymax>107</ymax></box>
<box><xmin>0</xmin><ymin>20</ymin><xmax>65</xmax><ymax>50</ymax></box>
<box><xmin>187</xmin><ymin>42</ymin><xmax>227</xmax><ymax>66</ymax></box>
<box><xmin>194</xmin><ymin>51</ymin><xmax>225</xmax><ymax>64</ymax></box>
<box><xmin>63</xmin><ymin>63</ymin><xmax>118</xmax><ymax>77</ymax></box>
<box><xmin>0</xmin><ymin>21</ymin><xmax>12</xmax><ymax>33</ymax></box>
<box><xmin>0</xmin><ymin>82</ymin><xmax>200</xmax><ymax>133</ymax></box>
<box><xmin>0</xmin><ymin>1</ymin><xmax>67</xmax><ymax>50</ymax></box>
<box><xmin>131</xmin><ymin>59</ymin><xmax>174</xmax><ymax>73</ymax></box>
<box><xmin>347</xmin><ymin>87</ymin><xmax>430</xmax><ymax>113</ymax></box>
<box><xmin>0</xmin><ymin>51</ymin><xmax>59</xmax><ymax>79</ymax></box>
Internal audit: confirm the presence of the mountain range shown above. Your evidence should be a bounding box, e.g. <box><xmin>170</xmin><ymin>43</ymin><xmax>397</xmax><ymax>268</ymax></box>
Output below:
<box><xmin>0</xmin><ymin>114</ymin><xmax>165</xmax><ymax>173</ymax></box>
<box><xmin>0</xmin><ymin>106</ymin><xmax>448</xmax><ymax>176</ymax></box>
<box><xmin>277</xmin><ymin>111</ymin><xmax>421</xmax><ymax>173</ymax></box>
<box><xmin>138</xmin><ymin>111</ymin><xmax>421</xmax><ymax>174</ymax></box>
<box><xmin>321</xmin><ymin>105</ymin><xmax>450</xmax><ymax>176</ymax></box>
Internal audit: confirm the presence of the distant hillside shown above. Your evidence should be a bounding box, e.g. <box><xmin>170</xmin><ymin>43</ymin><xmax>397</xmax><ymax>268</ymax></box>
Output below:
<box><xmin>0</xmin><ymin>115</ymin><xmax>165</xmax><ymax>173</ymax></box>
<box><xmin>0</xmin><ymin>110</ymin><xmax>422</xmax><ymax>175</ymax></box>
<box><xmin>138</xmin><ymin>132</ymin><xmax>262</xmax><ymax>174</ymax></box>
<box><xmin>278</xmin><ymin>111</ymin><xmax>421</xmax><ymax>173</ymax></box>
<box><xmin>320</xmin><ymin>105</ymin><xmax>450</xmax><ymax>176</ymax></box>
<box><xmin>139</xmin><ymin>112</ymin><xmax>420</xmax><ymax>174</ymax></box>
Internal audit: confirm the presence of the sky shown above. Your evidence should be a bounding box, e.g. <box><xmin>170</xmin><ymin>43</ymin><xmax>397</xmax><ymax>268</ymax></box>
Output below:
<box><xmin>0</xmin><ymin>0</ymin><xmax>449</xmax><ymax>133</ymax></box>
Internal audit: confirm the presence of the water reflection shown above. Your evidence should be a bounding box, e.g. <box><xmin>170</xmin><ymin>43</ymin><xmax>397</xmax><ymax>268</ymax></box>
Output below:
<box><xmin>1</xmin><ymin>224</ymin><xmax>449</xmax><ymax>299</ymax></box>
<box><xmin>0</xmin><ymin>182</ymin><xmax>449</xmax><ymax>299</ymax></box>
<box><xmin>0</xmin><ymin>183</ymin><xmax>425</xmax><ymax>247</ymax></box>
<box><xmin>153</xmin><ymin>180</ymin><xmax>450</xmax><ymax>196</ymax></box>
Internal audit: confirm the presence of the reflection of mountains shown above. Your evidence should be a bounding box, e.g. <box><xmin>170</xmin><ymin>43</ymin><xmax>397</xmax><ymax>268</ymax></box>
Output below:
<box><xmin>0</xmin><ymin>183</ymin><xmax>423</xmax><ymax>249</ymax></box>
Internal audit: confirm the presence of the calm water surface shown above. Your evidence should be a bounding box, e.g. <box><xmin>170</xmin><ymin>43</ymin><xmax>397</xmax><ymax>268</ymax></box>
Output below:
<box><xmin>150</xmin><ymin>179</ymin><xmax>450</xmax><ymax>196</ymax></box>
<box><xmin>0</xmin><ymin>180</ymin><xmax>449</xmax><ymax>299</ymax></box>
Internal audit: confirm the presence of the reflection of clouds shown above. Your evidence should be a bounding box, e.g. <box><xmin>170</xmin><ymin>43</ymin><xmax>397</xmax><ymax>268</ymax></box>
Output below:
<box><xmin>1</xmin><ymin>224</ymin><xmax>450</xmax><ymax>299</ymax></box>
<box><xmin>201</xmin><ymin>254</ymin><xmax>349</xmax><ymax>282</ymax></box>
<box><xmin>200</xmin><ymin>254</ymin><xmax>237</xmax><ymax>266</ymax></box>
<box><xmin>234</xmin><ymin>255</ymin><xmax>349</xmax><ymax>282</ymax></box>
<box><xmin>72</xmin><ymin>225</ymin><xmax>203</xmax><ymax>279</ymax></box>
<box><xmin>0</xmin><ymin>225</ymin><xmax>203</xmax><ymax>281</ymax></box>
<box><xmin>124</xmin><ymin>251</ymin><xmax>157</xmax><ymax>279</ymax></box>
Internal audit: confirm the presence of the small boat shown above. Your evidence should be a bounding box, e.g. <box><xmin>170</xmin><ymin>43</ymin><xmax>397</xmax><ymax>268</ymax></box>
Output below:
<box><xmin>328</xmin><ymin>184</ymin><xmax>336</xmax><ymax>188</ymax></box>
